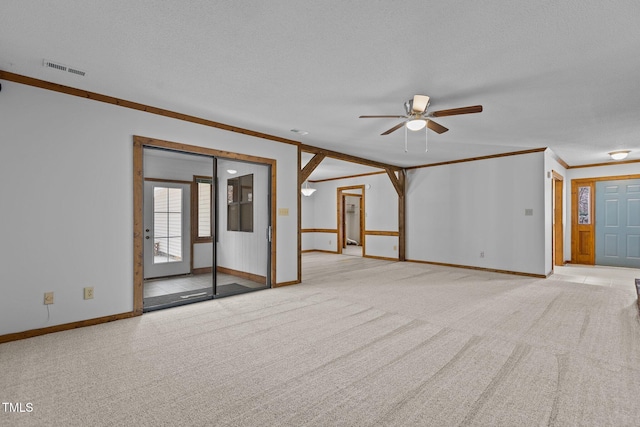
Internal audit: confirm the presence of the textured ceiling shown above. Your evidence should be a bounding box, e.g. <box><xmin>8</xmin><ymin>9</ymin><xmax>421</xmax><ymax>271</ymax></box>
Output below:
<box><xmin>2</xmin><ymin>1</ymin><xmax>639</xmax><ymax>179</ymax></box>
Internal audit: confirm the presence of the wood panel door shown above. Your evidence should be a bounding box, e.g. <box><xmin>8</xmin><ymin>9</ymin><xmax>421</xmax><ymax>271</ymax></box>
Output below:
<box><xmin>571</xmin><ymin>180</ymin><xmax>595</xmax><ymax>265</ymax></box>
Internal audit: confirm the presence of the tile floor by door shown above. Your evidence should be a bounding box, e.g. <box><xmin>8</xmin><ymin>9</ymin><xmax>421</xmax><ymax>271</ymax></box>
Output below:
<box><xmin>553</xmin><ymin>264</ymin><xmax>639</xmax><ymax>295</ymax></box>
<box><xmin>144</xmin><ymin>273</ymin><xmax>264</xmax><ymax>298</ymax></box>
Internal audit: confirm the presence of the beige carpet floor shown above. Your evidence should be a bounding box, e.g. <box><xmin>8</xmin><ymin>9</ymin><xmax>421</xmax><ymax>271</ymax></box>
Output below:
<box><xmin>1</xmin><ymin>253</ymin><xmax>639</xmax><ymax>426</ymax></box>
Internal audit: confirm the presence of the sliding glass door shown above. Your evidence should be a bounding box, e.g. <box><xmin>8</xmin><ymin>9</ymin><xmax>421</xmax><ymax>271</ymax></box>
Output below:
<box><xmin>142</xmin><ymin>148</ymin><xmax>271</xmax><ymax>312</ymax></box>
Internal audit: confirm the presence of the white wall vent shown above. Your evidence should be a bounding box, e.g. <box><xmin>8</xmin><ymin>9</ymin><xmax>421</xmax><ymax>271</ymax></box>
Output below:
<box><xmin>43</xmin><ymin>59</ymin><xmax>86</xmax><ymax>77</ymax></box>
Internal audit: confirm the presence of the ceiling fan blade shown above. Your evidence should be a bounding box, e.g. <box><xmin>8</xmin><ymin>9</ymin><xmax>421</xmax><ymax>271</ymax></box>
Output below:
<box><xmin>426</xmin><ymin>120</ymin><xmax>448</xmax><ymax>134</ymax></box>
<box><xmin>359</xmin><ymin>115</ymin><xmax>405</xmax><ymax>118</ymax></box>
<box><xmin>381</xmin><ymin>121</ymin><xmax>407</xmax><ymax>135</ymax></box>
<box><xmin>431</xmin><ymin>105</ymin><xmax>483</xmax><ymax>117</ymax></box>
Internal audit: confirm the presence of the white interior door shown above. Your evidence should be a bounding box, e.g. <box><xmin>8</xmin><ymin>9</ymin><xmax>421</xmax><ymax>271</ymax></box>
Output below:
<box><xmin>144</xmin><ymin>181</ymin><xmax>191</xmax><ymax>279</ymax></box>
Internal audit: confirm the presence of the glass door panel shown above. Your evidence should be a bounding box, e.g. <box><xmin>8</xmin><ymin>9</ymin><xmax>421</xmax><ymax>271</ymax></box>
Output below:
<box><xmin>142</xmin><ymin>148</ymin><xmax>213</xmax><ymax>312</ymax></box>
<box><xmin>215</xmin><ymin>159</ymin><xmax>271</xmax><ymax>297</ymax></box>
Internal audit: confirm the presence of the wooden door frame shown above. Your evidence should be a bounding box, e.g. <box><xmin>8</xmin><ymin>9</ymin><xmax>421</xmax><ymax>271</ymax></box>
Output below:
<box><xmin>336</xmin><ymin>186</ymin><xmax>365</xmax><ymax>255</ymax></box>
<box><xmin>570</xmin><ymin>173</ymin><xmax>640</xmax><ymax>265</ymax></box>
<box><xmin>133</xmin><ymin>135</ymin><xmax>277</xmax><ymax>315</ymax></box>
<box><xmin>552</xmin><ymin>171</ymin><xmax>564</xmax><ymax>268</ymax></box>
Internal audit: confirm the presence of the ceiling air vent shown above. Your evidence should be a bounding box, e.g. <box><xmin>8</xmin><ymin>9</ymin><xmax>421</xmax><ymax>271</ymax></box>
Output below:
<box><xmin>67</xmin><ymin>67</ymin><xmax>86</xmax><ymax>76</ymax></box>
<box><xmin>43</xmin><ymin>59</ymin><xmax>86</xmax><ymax>77</ymax></box>
<box><xmin>43</xmin><ymin>59</ymin><xmax>67</xmax><ymax>72</ymax></box>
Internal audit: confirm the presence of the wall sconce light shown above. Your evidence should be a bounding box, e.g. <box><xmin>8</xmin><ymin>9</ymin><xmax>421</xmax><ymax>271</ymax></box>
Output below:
<box><xmin>301</xmin><ymin>181</ymin><xmax>316</xmax><ymax>197</ymax></box>
<box><xmin>609</xmin><ymin>150</ymin><xmax>630</xmax><ymax>161</ymax></box>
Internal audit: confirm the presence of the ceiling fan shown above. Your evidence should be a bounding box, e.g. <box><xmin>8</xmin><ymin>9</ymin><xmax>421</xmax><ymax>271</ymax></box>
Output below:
<box><xmin>359</xmin><ymin>95</ymin><xmax>482</xmax><ymax>136</ymax></box>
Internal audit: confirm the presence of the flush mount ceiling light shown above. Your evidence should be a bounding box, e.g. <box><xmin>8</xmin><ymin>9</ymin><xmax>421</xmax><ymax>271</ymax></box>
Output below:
<box><xmin>227</xmin><ymin>169</ymin><xmax>237</xmax><ymax>174</ymax></box>
<box><xmin>609</xmin><ymin>150</ymin><xmax>630</xmax><ymax>160</ymax></box>
<box><xmin>291</xmin><ymin>129</ymin><xmax>309</xmax><ymax>136</ymax></box>
<box><xmin>301</xmin><ymin>181</ymin><xmax>316</xmax><ymax>197</ymax></box>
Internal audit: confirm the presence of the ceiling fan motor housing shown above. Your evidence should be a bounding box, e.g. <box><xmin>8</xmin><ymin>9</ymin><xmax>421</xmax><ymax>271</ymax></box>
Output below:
<box><xmin>412</xmin><ymin>95</ymin><xmax>430</xmax><ymax>114</ymax></box>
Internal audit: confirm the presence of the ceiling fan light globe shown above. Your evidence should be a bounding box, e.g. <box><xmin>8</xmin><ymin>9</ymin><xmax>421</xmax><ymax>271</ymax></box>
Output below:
<box><xmin>406</xmin><ymin>119</ymin><xmax>426</xmax><ymax>131</ymax></box>
<box><xmin>609</xmin><ymin>150</ymin><xmax>630</xmax><ymax>160</ymax></box>
<box><xmin>301</xmin><ymin>188</ymin><xmax>316</xmax><ymax>196</ymax></box>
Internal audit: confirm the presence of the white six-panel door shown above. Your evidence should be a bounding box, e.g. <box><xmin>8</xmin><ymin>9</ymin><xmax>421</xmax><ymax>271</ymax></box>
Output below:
<box><xmin>595</xmin><ymin>179</ymin><xmax>640</xmax><ymax>268</ymax></box>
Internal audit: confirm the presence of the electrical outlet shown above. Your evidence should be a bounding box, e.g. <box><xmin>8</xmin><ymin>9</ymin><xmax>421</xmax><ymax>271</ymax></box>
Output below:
<box><xmin>393</xmin><ymin>245</ymin><xmax>397</xmax><ymax>251</ymax></box>
<box><xmin>329</xmin><ymin>240</ymin><xmax>332</xmax><ymax>245</ymax></box>
<box><xmin>480</xmin><ymin>251</ymin><xmax>485</xmax><ymax>258</ymax></box>
<box><xmin>84</xmin><ymin>287</ymin><xmax>94</xmax><ymax>300</ymax></box>
<box><xmin>44</xmin><ymin>292</ymin><xmax>54</xmax><ymax>305</ymax></box>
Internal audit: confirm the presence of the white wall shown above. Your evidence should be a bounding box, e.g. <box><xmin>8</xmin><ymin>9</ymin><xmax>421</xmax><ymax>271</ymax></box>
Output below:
<box><xmin>301</xmin><ymin>189</ymin><xmax>316</xmax><ymax>229</ymax></box>
<box><xmin>301</xmin><ymin>172</ymin><xmax>399</xmax><ymax>258</ymax></box>
<box><xmin>0</xmin><ymin>80</ymin><xmax>298</xmax><ymax>336</ymax></box>
<box><xmin>216</xmin><ymin>160</ymin><xmax>269</xmax><ymax>278</ymax></box>
<box><xmin>564</xmin><ymin>162</ymin><xmax>640</xmax><ymax>262</ymax></box>
<box><xmin>406</xmin><ymin>152</ymin><xmax>546</xmax><ymax>276</ymax></box>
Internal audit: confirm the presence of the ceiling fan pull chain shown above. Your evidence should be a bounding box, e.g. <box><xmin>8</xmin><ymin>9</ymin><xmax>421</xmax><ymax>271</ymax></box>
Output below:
<box><xmin>425</xmin><ymin>126</ymin><xmax>428</xmax><ymax>152</ymax></box>
<box><xmin>404</xmin><ymin>125</ymin><xmax>408</xmax><ymax>153</ymax></box>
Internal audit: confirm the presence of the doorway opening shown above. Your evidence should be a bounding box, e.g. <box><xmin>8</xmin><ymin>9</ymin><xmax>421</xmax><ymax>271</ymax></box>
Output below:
<box><xmin>337</xmin><ymin>186</ymin><xmax>365</xmax><ymax>257</ymax></box>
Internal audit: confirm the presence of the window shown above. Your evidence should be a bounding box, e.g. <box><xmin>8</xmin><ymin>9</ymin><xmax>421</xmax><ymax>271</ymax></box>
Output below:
<box><xmin>578</xmin><ymin>186</ymin><xmax>591</xmax><ymax>224</ymax></box>
<box><xmin>193</xmin><ymin>176</ymin><xmax>213</xmax><ymax>242</ymax></box>
<box><xmin>154</xmin><ymin>186</ymin><xmax>183</xmax><ymax>262</ymax></box>
<box><xmin>227</xmin><ymin>174</ymin><xmax>253</xmax><ymax>232</ymax></box>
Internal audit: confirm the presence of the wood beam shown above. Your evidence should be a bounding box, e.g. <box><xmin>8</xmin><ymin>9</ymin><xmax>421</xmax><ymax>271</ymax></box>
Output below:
<box><xmin>398</xmin><ymin>170</ymin><xmax>406</xmax><ymax>262</ymax></box>
<box><xmin>385</xmin><ymin>168</ymin><xmax>402</xmax><ymax>197</ymax></box>
<box><xmin>300</xmin><ymin>144</ymin><xmax>401</xmax><ymax>172</ymax></box>
<box><xmin>300</xmin><ymin>153</ymin><xmax>326</xmax><ymax>184</ymax></box>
